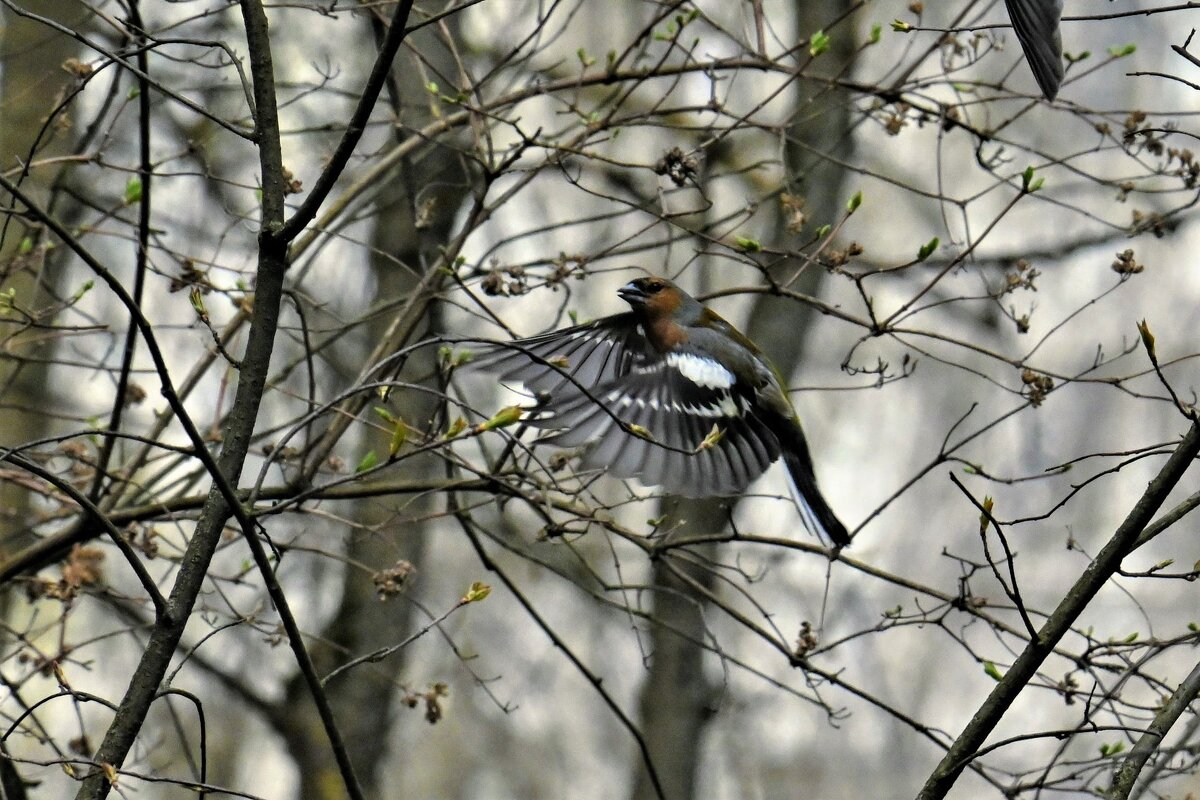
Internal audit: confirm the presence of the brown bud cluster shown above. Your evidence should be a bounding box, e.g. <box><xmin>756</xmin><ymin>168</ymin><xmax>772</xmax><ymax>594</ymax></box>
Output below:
<box><xmin>654</xmin><ymin>146</ymin><xmax>699</xmax><ymax>187</ymax></box>
<box><xmin>1111</xmin><ymin>249</ymin><xmax>1144</xmax><ymax>275</ymax></box>
<box><xmin>373</xmin><ymin>559</ymin><xmax>417</xmax><ymax>600</ymax></box>
<box><xmin>1020</xmin><ymin>369</ymin><xmax>1054</xmax><ymax>406</ymax></box>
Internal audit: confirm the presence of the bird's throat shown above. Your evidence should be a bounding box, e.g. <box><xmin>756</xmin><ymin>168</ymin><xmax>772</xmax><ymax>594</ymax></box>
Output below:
<box><xmin>641</xmin><ymin>315</ymin><xmax>689</xmax><ymax>352</ymax></box>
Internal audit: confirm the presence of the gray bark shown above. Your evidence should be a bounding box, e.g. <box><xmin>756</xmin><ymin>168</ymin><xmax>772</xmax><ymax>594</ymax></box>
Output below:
<box><xmin>278</xmin><ymin>16</ymin><xmax>468</xmax><ymax>798</ymax></box>
<box><xmin>629</xmin><ymin>3</ymin><xmax>856</xmax><ymax>797</ymax></box>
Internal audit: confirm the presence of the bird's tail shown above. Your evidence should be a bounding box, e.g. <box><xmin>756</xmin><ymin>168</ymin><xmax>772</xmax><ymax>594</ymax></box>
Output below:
<box><xmin>1006</xmin><ymin>0</ymin><xmax>1064</xmax><ymax>100</ymax></box>
<box><xmin>779</xmin><ymin>426</ymin><xmax>850</xmax><ymax>548</ymax></box>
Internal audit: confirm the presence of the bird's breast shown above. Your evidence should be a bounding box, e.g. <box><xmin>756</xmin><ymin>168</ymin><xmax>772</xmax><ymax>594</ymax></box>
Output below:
<box><xmin>642</xmin><ymin>316</ymin><xmax>689</xmax><ymax>352</ymax></box>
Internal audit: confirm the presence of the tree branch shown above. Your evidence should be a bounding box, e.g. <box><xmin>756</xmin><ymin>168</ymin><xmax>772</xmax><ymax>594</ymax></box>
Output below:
<box><xmin>1109</xmin><ymin>655</ymin><xmax>1200</xmax><ymax>798</ymax></box>
<box><xmin>916</xmin><ymin>420</ymin><xmax>1200</xmax><ymax>800</ymax></box>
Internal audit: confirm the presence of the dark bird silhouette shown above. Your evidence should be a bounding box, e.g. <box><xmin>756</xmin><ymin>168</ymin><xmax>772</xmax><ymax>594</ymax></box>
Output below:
<box><xmin>1005</xmin><ymin>0</ymin><xmax>1064</xmax><ymax>99</ymax></box>
<box><xmin>483</xmin><ymin>277</ymin><xmax>850</xmax><ymax>547</ymax></box>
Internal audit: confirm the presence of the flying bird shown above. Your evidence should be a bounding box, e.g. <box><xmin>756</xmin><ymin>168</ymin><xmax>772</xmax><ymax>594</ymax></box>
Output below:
<box><xmin>483</xmin><ymin>276</ymin><xmax>850</xmax><ymax>547</ymax></box>
<box><xmin>1005</xmin><ymin>0</ymin><xmax>1064</xmax><ymax>100</ymax></box>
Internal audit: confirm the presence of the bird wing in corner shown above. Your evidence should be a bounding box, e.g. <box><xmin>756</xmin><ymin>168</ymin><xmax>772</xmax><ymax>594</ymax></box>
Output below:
<box><xmin>1005</xmin><ymin>0</ymin><xmax>1064</xmax><ymax>100</ymax></box>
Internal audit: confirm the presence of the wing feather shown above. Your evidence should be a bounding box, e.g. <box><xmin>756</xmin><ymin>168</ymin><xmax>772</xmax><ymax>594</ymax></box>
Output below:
<box><xmin>476</xmin><ymin>313</ymin><xmax>647</xmax><ymax>399</ymax></box>
<box><xmin>1005</xmin><ymin>0</ymin><xmax>1064</xmax><ymax>99</ymax></box>
<box><xmin>481</xmin><ymin>320</ymin><xmax>788</xmax><ymax>497</ymax></box>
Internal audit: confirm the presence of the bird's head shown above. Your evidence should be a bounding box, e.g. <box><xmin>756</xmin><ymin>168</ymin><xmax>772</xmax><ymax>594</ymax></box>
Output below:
<box><xmin>618</xmin><ymin>276</ymin><xmax>691</xmax><ymax>319</ymax></box>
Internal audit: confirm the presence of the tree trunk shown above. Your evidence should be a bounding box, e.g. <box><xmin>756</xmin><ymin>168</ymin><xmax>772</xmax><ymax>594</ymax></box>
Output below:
<box><xmin>278</xmin><ymin>14</ymin><xmax>468</xmax><ymax>798</ymax></box>
<box><xmin>0</xmin><ymin>2</ymin><xmax>81</xmax><ymax>548</ymax></box>
<box><xmin>0</xmin><ymin>10</ymin><xmax>84</xmax><ymax>793</ymax></box>
<box><xmin>629</xmin><ymin>3</ymin><xmax>856</xmax><ymax>797</ymax></box>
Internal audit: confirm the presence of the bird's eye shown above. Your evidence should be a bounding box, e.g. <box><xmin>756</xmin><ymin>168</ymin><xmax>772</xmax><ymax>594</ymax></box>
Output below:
<box><xmin>644</xmin><ymin>281</ymin><xmax>663</xmax><ymax>294</ymax></box>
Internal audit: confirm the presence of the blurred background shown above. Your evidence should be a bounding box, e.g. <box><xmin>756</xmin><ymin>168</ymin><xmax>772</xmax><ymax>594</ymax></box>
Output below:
<box><xmin>3</xmin><ymin>1</ymin><xmax>1200</xmax><ymax>798</ymax></box>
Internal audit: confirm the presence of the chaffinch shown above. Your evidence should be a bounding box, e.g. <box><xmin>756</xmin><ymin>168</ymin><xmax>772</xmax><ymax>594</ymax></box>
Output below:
<box><xmin>1005</xmin><ymin>0</ymin><xmax>1064</xmax><ymax>100</ymax></box>
<box><xmin>485</xmin><ymin>276</ymin><xmax>850</xmax><ymax>547</ymax></box>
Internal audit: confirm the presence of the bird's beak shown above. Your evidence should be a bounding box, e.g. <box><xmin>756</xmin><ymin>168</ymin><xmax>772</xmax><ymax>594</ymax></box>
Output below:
<box><xmin>617</xmin><ymin>282</ymin><xmax>646</xmax><ymax>304</ymax></box>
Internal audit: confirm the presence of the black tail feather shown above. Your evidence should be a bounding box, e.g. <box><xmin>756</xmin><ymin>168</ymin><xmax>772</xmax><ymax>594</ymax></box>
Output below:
<box><xmin>780</xmin><ymin>427</ymin><xmax>850</xmax><ymax>548</ymax></box>
<box><xmin>1005</xmin><ymin>0</ymin><xmax>1064</xmax><ymax>100</ymax></box>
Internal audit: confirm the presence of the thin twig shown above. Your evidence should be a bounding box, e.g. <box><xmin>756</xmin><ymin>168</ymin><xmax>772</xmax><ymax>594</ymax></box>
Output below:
<box><xmin>917</xmin><ymin>421</ymin><xmax>1200</xmax><ymax>800</ymax></box>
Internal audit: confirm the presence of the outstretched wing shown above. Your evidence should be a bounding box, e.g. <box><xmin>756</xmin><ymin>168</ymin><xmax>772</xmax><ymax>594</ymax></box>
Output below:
<box><xmin>538</xmin><ymin>348</ymin><xmax>783</xmax><ymax>497</ymax></box>
<box><xmin>478</xmin><ymin>318</ymin><xmax>786</xmax><ymax>496</ymax></box>
<box><xmin>476</xmin><ymin>313</ymin><xmax>649</xmax><ymax>400</ymax></box>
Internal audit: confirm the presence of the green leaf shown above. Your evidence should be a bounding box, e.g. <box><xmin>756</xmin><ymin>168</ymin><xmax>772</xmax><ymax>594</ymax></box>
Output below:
<box><xmin>188</xmin><ymin>287</ymin><xmax>206</xmax><ymax>316</ymax></box>
<box><xmin>462</xmin><ymin>581</ymin><xmax>491</xmax><ymax>603</ymax></box>
<box><xmin>17</xmin><ymin>237</ymin><xmax>33</xmax><ymax>255</ymax></box>
<box><xmin>1107</xmin><ymin>43</ymin><xmax>1137</xmax><ymax>58</ymax></box>
<box><xmin>868</xmin><ymin>23</ymin><xmax>882</xmax><ymax>45</ymax></box>
<box><xmin>697</xmin><ymin>424</ymin><xmax>724</xmax><ymax>451</ymax></box>
<box><xmin>916</xmin><ymin>236</ymin><xmax>939</xmax><ymax>262</ymax></box>
<box><xmin>1020</xmin><ymin>166</ymin><xmax>1045</xmax><ymax>193</ymax></box>
<box><xmin>475</xmin><ymin>405</ymin><xmax>524</xmax><ymax>432</ymax></box>
<box><xmin>983</xmin><ymin>661</ymin><xmax>1004</xmax><ymax>681</ymax></box>
<box><xmin>577</xmin><ymin>47</ymin><xmax>594</xmax><ymax>67</ymax></box>
<box><xmin>653</xmin><ymin>20</ymin><xmax>677</xmax><ymax>41</ymax></box>
<box><xmin>626</xmin><ymin>423</ymin><xmax>654</xmax><ymax>440</ymax></box>
<box><xmin>388</xmin><ymin>419</ymin><xmax>407</xmax><ymax>457</ymax></box>
<box><xmin>891</xmin><ymin>20</ymin><xmax>912</xmax><ymax>32</ymax></box>
<box><xmin>124</xmin><ymin>177</ymin><xmax>143</xmax><ymax>205</ymax></box>
<box><xmin>846</xmin><ymin>190</ymin><xmax>863</xmax><ymax>213</ymax></box>
<box><xmin>355</xmin><ymin>450</ymin><xmax>379</xmax><ymax>473</ymax></box>
<box><xmin>815</xmin><ymin>223</ymin><xmax>832</xmax><ymax>238</ymax></box>
<box><xmin>979</xmin><ymin>496</ymin><xmax>994</xmax><ymax>532</ymax></box>
<box><xmin>1137</xmin><ymin>319</ymin><xmax>1156</xmax><ymax>360</ymax></box>
<box><xmin>735</xmin><ymin>235</ymin><xmax>761</xmax><ymax>252</ymax></box>
<box><xmin>127</xmin><ymin>86</ymin><xmax>141</xmax><ymax>99</ymax></box>
<box><xmin>373</xmin><ymin>406</ymin><xmax>397</xmax><ymax>424</ymax></box>
<box><xmin>809</xmin><ymin>30</ymin><xmax>830</xmax><ymax>57</ymax></box>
